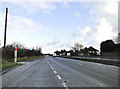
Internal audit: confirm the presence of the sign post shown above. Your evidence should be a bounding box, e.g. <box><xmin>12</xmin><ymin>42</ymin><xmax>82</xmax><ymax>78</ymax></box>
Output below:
<box><xmin>14</xmin><ymin>47</ymin><xmax>17</xmax><ymax>62</ymax></box>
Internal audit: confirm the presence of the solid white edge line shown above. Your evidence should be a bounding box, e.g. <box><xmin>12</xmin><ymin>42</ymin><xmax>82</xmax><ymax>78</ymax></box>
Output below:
<box><xmin>57</xmin><ymin>75</ymin><xmax>62</xmax><ymax>80</ymax></box>
<box><xmin>77</xmin><ymin>63</ymin><xmax>82</xmax><ymax>65</ymax></box>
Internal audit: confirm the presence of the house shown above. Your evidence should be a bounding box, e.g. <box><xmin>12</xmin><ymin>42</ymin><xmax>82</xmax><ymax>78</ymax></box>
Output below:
<box><xmin>88</xmin><ymin>46</ymin><xmax>99</xmax><ymax>56</ymax></box>
<box><xmin>101</xmin><ymin>40</ymin><xmax>120</xmax><ymax>59</ymax></box>
<box><xmin>78</xmin><ymin>46</ymin><xmax>99</xmax><ymax>57</ymax></box>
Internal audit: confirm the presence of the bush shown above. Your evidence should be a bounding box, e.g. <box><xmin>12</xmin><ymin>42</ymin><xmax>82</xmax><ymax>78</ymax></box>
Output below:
<box><xmin>2</xmin><ymin>42</ymin><xmax>43</xmax><ymax>60</ymax></box>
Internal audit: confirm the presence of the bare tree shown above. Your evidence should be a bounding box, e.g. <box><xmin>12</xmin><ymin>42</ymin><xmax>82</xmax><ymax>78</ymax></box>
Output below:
<box><xmin>117</xmin><ymin>33</ymin><xmax>120</xmax><ymax>43</ymax></box>
<box><xmin>36</xmin><ymin>46</ymin><xmax>42</xmax><ymax>53</ymax></box>
<box><xmin>12</xmin><ymin>42</ymin><xmax>25</xmax><ymax>49</ymax></box>
<box><xmin>71</xmin><ymin>43</ymin><xmax>83</xmax><ymax>52</ymax></box>
<box><xmin>0</xmin><ymin>40</ymin><xmax>1</xmax><ymax>48</ymax></box>
<box><xmin>114</xmin><ymin>33</ymin><xmax>120</xmax><ymax>44</ymax></box>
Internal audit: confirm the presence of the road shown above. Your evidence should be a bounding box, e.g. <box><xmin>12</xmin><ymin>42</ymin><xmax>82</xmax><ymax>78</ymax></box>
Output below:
<box><xmin>2</xmin><ymin>56</ymin><xmax>118</xmax><ymax>88</ymax></box>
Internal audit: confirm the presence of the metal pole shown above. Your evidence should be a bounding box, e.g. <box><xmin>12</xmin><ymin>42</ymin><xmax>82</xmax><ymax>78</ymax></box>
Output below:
<box><xmin>3</xmin><ymin>8</ymin><xmax>8</xmax><ymax>60</ymax></box>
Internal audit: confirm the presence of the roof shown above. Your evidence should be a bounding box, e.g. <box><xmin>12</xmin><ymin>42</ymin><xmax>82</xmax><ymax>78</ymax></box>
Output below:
<box><xmin>88</xmin><ymin>46</ymin><xmax>98</xmax><ymax>51</ymax></box>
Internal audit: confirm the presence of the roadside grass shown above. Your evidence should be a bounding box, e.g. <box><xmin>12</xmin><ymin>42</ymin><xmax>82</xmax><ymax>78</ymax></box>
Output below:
<box><xmin>17</xmin><ymin>56</ymin><xmax>44</xmax><ymax>62</ymax></box>
<box><xmin>2</xmin><ymin>62</ymin><xmax>21</xmax><ymax>70</ymax></box>
<box><xmin>7</xmin><ymin>56</ymin><xmax>44</xmax><ymax>62</ymax></box>
<box><xmin>1</xmin><ymin>56</ymin><xmax>44</xmax><ymax>70</ymax></box>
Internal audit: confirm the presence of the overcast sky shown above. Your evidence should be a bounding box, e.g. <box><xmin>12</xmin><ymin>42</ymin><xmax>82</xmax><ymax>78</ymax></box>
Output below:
<box><xmin>0</xmin><ymin>0</ymin><xmax>119</xmax><ymax>54</ymax></box>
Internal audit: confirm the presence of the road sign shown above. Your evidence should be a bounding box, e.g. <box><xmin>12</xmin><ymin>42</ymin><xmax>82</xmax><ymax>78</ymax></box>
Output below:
<box><xmin>14</xmin><ymin>47</ymin><xmax>17</xmax><ymax>62</ymax></box>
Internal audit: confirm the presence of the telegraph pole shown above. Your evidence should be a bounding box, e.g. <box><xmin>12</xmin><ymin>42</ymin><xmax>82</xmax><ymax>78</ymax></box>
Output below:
<box><xmin>3</xmin><ymin>8</ymin><xmax>8</xmax><ymax>60</ymax></box>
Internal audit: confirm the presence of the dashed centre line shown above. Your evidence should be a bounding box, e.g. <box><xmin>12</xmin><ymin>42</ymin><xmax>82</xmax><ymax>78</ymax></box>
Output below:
<box><xmin>46</xmin><ymin>58</ymin><xmax>69</xmax><ymax>89</ymax></box>
<box><xmin>57</xmin><ymin>75</ymin><xmax>62</xmax><ymax>80</ymax></box>
<box><xmin>62</xmin><ymin>83</ymin><xmax>69</xmax><ymax>89</ymax></box>
<box><xmin>52</xmin><ymin>68</ymin><xmax>54</xmax><ymax>70</ymax></box>
<box><xmin>54</xmin><ymin>71</ymin><xmax>57</xmax><ymax>74</ymax></box>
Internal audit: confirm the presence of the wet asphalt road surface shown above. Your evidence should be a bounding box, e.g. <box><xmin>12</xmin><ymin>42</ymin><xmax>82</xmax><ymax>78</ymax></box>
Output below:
<box><xmin>2</xmin><ymin>56</ymin><xmax>118</xmax><ymax>87</ymax></box>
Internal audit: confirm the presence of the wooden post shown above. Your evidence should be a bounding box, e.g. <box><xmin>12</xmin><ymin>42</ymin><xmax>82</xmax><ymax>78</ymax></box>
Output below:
<box><xmin>3</xmin><ymin>8</ymin><xmax>8</xmax><ymax>60</ymax></box>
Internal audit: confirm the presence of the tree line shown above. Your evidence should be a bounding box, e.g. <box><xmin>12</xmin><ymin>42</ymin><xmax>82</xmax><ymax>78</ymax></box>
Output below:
<box><xmin>2</xmin><ymin>42</ymin><xmax>43</xmax><ymax>60</ymax></box>
<box><xmin>100</xmin><ymin>40</ymin><xmax>120</xmax><ymax>53</ymax></box>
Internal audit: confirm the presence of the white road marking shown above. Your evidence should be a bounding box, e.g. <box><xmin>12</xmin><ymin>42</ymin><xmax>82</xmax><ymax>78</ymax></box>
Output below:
<box><xmin>48</xmin><ymin>63</ymin><xmax>51</xmax><ymax>66</ymax></box>
<box><xmin>54</xmin><ymin>71</ymin><xmax>57</xmax><ymax>74</ymax></box>
<box><xmin>52</xmin><ymin>68</ymin><xmax>54</xmax><ymax>70</ymax></box>
<box><xmin>47</xmin><ymin>57</ymin><xmax>70</xmax><ymax>89</ymax></box>
<box><xmin>96</xmin><ymin>63</ymin><xmax>103</xmax><ymax>65</ymax></box>
<box><xmin>62</xmin><ymin>83</ymin><xmax>69</xmax><ymax>89</ymax></box>
<box><xmin>57</xmin><ymin>75</ymin><xmax>62</xmax><ymax>80</ymax></box>
<box><xmin>47</xmin><ymin>61</ymin><xmax>50</xmax><ymax>64</ymax></box>
<box><xmin>46</xmin><ymin>60</ymin><xmax>51</xmax><ymax>66</ymax></box>
<box><xmin>77</xmin><ymin>63</ymin><xmax>82</xmax><ymax>65</ymax></box>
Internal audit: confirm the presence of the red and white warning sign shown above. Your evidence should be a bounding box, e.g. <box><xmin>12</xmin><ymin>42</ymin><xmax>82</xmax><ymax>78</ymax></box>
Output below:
<box><xmin>15</xmin><ymin>47</ymin><xmax>17</xmax><ymax>51</ymax></box>
<box><xmin>14</xmin><ymin>47</ymin><xmax>17</xmax><ymax>62</ymax></box>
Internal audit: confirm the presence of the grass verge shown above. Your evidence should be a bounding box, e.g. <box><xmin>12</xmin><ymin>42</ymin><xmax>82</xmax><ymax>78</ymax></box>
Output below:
<box><xmin>2</xmin><ymin>62</ymin><xmax>21</xmax><ymax>70</ymax></box>
<box><xmin>1</xmin><ymin>56</ymin><xmax>44</xmax><ymax>71</ymax></box>
<box><xmin>7</xmin><ymin>56</ymin><xmax>44</xmax><ymax>62</ymax></box>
